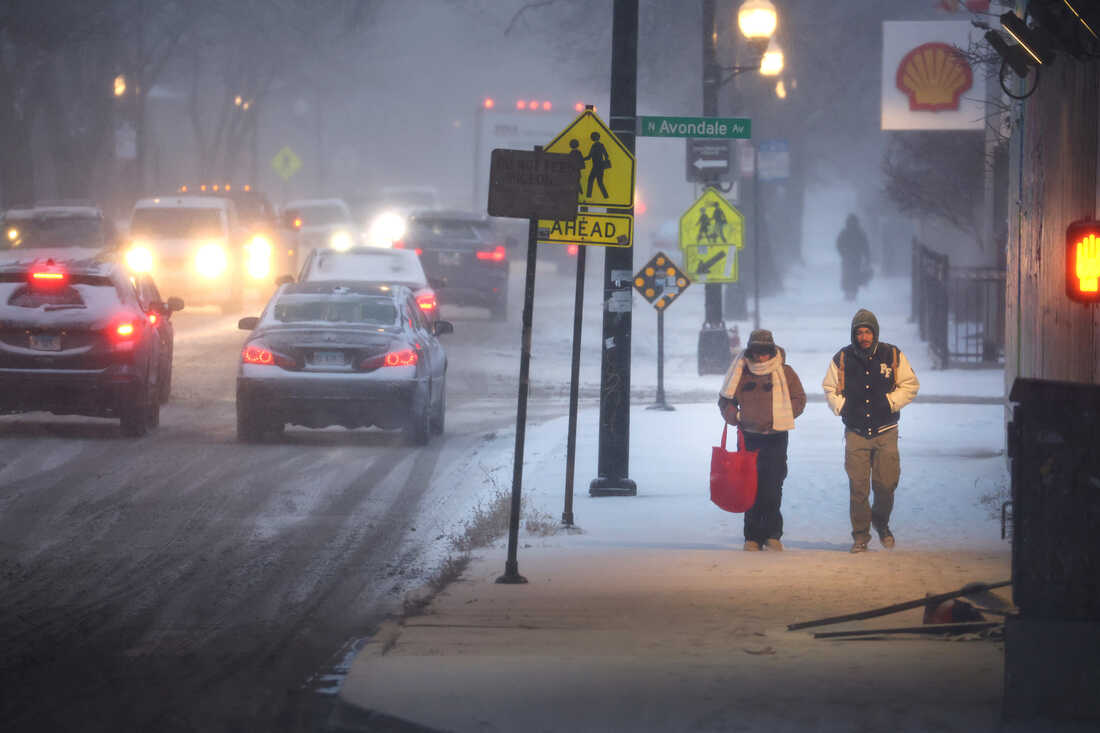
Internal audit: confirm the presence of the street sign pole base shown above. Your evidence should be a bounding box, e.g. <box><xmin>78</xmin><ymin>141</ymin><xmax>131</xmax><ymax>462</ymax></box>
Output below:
<box><xmin>589</xmin><ymin>476</ymin><xmax>638</xmax><ymax>497</ymax></box>
<box><xmin>495</xmin><ymin>560</ymin><xmax>528</xmax><ymax>585</ymax></box>
<box><xmin>698</xmin><ymin>326</ymin><xmax>733</xmax><ymax>375</ymax></box>
<box><xmin>646</xmin><ymin>402</ymin><xmax>676</xmax><ymax>411</ymax></box>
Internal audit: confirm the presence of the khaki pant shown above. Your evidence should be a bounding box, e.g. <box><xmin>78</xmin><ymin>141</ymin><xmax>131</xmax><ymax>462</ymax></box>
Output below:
<box><xmin>845</xmin><ymin>429</ymin><xmax>900</xmax><ymax>543</ymax></box>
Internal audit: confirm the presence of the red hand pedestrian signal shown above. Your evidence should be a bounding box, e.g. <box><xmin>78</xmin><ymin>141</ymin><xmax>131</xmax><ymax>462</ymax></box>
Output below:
<box><xmin>1066</xmin><ymin>220</ymin><xmax>1100</xmax><ymax>303</ymax></box>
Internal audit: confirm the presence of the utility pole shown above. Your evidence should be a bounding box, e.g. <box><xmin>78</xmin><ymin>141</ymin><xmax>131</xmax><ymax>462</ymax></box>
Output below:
<box><xmin>589</xmin><ymin>0</ymin><xmax>638</xmax><ymax>497</ymax></box>
<box><xmin>698</xmin><ymin>0</ymin><xmax>736</xmax><ymax>375</ymax></box>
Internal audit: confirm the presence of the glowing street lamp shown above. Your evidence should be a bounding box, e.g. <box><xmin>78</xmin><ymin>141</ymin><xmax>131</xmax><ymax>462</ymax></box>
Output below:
<box><xmin>759</xmin><ymin>40</ymin><xmax>784</xmax><ymax>76</ymax></box>
<box><xmin>113</xmin><ymin>74</ymin><xmax>127</xmax><ymax>97</ymax></box>
<box><xmin>738</xmin><ymin>0</ymin><xmax>778</xmax><ymax>44</ymax></box>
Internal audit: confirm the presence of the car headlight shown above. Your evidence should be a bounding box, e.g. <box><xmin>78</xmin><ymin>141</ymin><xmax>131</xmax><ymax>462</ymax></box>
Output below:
<box><xmin>366</xmin><ymin>211</ymin><xmax>406</xmax><ymax>247</ymax></box>
<box><xmin>125</xmin><ymin>244</ymin><xmax>154</xmax><ymax>273</ymax></box>
<box><xmin>329</xmin><ymin>230</ymin><xmax>353</xmax><ymax>251</ymax></box>
<box><xmin>6</xmin><ymin>227</ymin><xmax>19</xmax><ymax>242</ymax></box>
<box><xmin>195</xmin><ymin>242</ymin><xmax>228</xmax><ymax>278</ymax></box>
<box><xmin>246</xmin><ymin>234</ymin><xmax>272</xmax><ymax>279</ymax></box>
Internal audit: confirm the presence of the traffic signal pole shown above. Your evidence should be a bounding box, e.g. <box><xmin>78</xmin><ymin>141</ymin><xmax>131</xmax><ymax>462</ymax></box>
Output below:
<box><xmin>589</xmin><ymin>0</ymin><xmax>638</xmax><ymax>497</ymax></box>
<box><xmin>697</xmin><ymin>0</ymin><xmax>736</xmax><ymax>375</ymax></box>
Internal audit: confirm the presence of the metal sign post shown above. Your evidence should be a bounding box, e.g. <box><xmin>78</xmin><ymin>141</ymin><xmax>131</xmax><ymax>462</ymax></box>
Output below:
<box><xmin>562</xmin><ymin>242</ymin><xmax>587</xmax><ymax>527</ymax></box>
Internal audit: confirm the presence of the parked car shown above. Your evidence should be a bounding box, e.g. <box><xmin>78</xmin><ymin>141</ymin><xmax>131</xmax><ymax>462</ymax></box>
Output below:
<box><xmin>0</xmin><ymin>257</ymin><xmax>181</xmax><ymax>435</ymax></box>
<box><xmin>1</xmin><ymin>203</ymin><xmax>121</xmax><ymax>263</ymax></box>
<box><xmin>296</xmin><ymin>246</ymin><xmax>441</xmax><ymax>325</ymax></box>
<box><xmin>126</xmin><ymin>195</ymin><xmax>248</xmax><ymax>311</ymax></box>
<box><xmin>396</xmin><ymin>210</ymin><xmax>509</xmax><ymax>320</ymax></box>
<box><xmin>236</xmin><ymin>282</ymin><xmax>452</xmax><ymax>445</ymax></box>
<box><xmin>282</xmin><ymin>198</ymin><xmax>357</xmax><ymax>262</ymax></box>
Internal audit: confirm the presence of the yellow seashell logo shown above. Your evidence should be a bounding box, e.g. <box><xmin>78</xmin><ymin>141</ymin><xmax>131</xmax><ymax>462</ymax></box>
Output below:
<box><xmin>895</xmin><ymin>42</ymin><xmax>973</xmax><ymax>112</ymax></box>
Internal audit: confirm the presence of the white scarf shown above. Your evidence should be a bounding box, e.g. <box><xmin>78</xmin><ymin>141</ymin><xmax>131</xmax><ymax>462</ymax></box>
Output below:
<box><xmin>719</xmin><ymin>350</ymin><xmax>796</xmax><ymax>432</ymax></box>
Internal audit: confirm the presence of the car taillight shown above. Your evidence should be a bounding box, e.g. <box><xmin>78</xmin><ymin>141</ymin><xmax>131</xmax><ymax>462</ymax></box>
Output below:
<box><xmin>147</xmin><ymin>312</ymin><xmax>159</xmax><ymax>325</ymax></box>
<box><xmin>392</xmin><ymin>240</ymin><xmax>404</xmax><ymax>249</ymax></box>
<box><xmin>567</xmin><ymin>244</ymin><xmax>579</xmax><ymax>256</ymax></box>
<box><xmin>116</xmin><ymin>322</ymin><xmax>135</xmax><ymax>337</ymax></box>
<box><xmin>476</xmin><ymin>245</ymin><xmax>506</xmax><ymax>262</ymax></box>
<box><xmin>242</xmin><ymin>343</ymin><xmax>295</xmax><ymax>368</ymax></box>
<box><xmin>416</xmin><ymin>292</ymin><xmax>437</xmax><ymax>312</ymax></box>
<box><xmin>108</xmin><ymin>319</ymin><xmax>138</xmax><ymax>352</ymax></box>
<box><xmin>360</xmin><ymin>348</ymin><xmax>419</xmax><ymax>371</ymax></box>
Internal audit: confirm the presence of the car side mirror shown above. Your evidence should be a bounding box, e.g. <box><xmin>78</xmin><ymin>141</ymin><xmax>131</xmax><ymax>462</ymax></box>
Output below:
<box><xmin>434</xmin><ymin>320</ymin><xmax>454</xmax><ymax>336</ymax></box>
<box><xmin>166</xmin><ymin>296</ymin><xmax>184</xmax><ymax>312</ymax></box>
<box><xmin>275</xmin><ymin>274</ymin><xmax>294</xmax><ymax>286</ymax></box>
<box><xmin>238</xmin><ymin>316</ymin><xmax>260</xmax><ymax>330</ymax></box>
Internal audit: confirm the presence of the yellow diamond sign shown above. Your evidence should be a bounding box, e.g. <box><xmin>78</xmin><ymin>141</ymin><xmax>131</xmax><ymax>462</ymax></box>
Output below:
<box><xmin>271</xmin><ymin>146</ymin><xmax>302</xmax><ymax>181</ymax></box>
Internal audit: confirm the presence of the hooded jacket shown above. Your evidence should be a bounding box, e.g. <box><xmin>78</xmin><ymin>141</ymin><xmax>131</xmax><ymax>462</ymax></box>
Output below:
<box><xmin>822</xmin><ymin>309</ymin><xmax>919</xmax><ymax>436</ymax></box>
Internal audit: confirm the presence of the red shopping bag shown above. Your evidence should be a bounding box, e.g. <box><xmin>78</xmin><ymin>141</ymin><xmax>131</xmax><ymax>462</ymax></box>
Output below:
<box><xmin>709</xmin><ymin>424</ymin><xmax>758</xmax><ymax>513</ymax></box>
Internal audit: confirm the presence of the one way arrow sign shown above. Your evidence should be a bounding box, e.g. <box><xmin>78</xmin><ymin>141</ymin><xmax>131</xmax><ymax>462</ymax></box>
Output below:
<box><xmin>685</xmin><ymin>139</ymin><xmax>731</xmax><ymax>182</ymax></box>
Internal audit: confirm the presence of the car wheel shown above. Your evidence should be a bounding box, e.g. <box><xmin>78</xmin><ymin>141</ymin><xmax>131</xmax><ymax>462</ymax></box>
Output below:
<box><xmin>158</xmin><ymin>360</ymin><xmax>173</xmax><ymax>404</ymax></box>
<box><xmin>405</xmin><ymin>386</ymin><xmax>431</xmax><ymax>446</ymax></box>
<box><xmin>119</xmin><ymin>384</ymin><xmax>149</xmax><ymax>437</ymax></box>
<box><xmin>237</xmin><ymin>398</ymin><xmax>263</xmax><ymax>442</ymax></box>
<box><xmin>431</xmin><ymin>375</ymin><xmax>446</xmax><ymax>435</ymax></box>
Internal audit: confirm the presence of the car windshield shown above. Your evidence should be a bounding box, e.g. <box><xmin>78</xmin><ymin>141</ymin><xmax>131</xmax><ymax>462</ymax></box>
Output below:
<box><xmin>2</xmin><ymin>217</ymin><xmax>106</xmax><ymax>250</ymax></box>
<box><xmin>305</xmin><ymin>250</ymin><xmax>426</xmax><ymax>286</ymax></box>
<box><xmin>408</xmin><ymin>219</ymin><xmax>484</xmax><ymax>240</ymax></box>
<box><xmin>269</xmin><ymin>293</ymin><xmax>398</xmax><ymax>326</ymax></box>
<box><xmin>286</xmin><ymin>205</ymin><xmax>348</xmax><ymax>227</ymax></box>
<box><xmin>0</xmin><ymin>275</ymin><xmax>123</xmax><ymax>311</ymax></box>
<box><xmin>131</xmin><ymin>208</ymin><xmax>224</xmax><ymax>239</ymax></box>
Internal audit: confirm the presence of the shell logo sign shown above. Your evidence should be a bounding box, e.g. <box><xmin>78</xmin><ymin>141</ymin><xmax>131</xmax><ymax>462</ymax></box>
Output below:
<box><xmin>882</xmin><ymin>21</ymin><xmax>983</xmax><ymax>130</ymax></box>
<box><xmin>895</xmin><ymin>42</ymin><xmax>972</xmax><ymax>112</ymax></box>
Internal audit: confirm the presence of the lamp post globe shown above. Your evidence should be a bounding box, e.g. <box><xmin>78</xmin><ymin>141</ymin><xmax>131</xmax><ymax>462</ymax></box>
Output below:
<box><xmin>738</xmin><ymin>0</ymin><xmax>778</xmax><ymax>42</ymax></box>
<box><xmin>760</xmin><ymin>40</ymin><xmax>784</xmax><ymax>76</ymax></box>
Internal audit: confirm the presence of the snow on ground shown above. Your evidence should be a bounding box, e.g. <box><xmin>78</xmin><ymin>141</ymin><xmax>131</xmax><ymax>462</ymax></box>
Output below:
<box><xmin>433</xmin><ymin>249</ymin><xmax>1009</xmax><ymax>562</ymax></box>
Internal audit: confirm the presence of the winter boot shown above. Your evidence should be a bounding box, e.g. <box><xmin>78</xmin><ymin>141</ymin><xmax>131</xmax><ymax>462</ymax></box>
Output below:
<box><xmin>765</xmin><ymin>538</ymin><xmax>784</xmax><ymax>551</ymax></box>
<box><xmin>743</xmin><ymin>540</ymin><xmax>761</xmax><ymax>551</ymax></box>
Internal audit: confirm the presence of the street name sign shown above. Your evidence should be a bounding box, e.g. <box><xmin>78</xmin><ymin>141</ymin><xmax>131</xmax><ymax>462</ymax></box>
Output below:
<box><xmin>537</xmin><ymin>109</ymin><xmax>636</xmax><ymax>247</ymax></box>
<box><xmin>633</xmin><ymin>252</ymin><xmax>691</xmax><ymax>311</ymax></box>
<box><xmin>679</xmin><ymin>187</ymin><xmax>744</xmax><ymax>284</ymax></box>
<box><xmin>638</xmin><ymin>115</ymin><xmax>751</xmax><ymax>139</ymax></box>
<box><xmin>538</xmin><ymin>211</ymin><xmax>632</xmax><ymax>247</ymax></box>
<box><xmin>487</xmin><ymin>148</ymin><xmax>579</xmax><ymax>220</ymax></box>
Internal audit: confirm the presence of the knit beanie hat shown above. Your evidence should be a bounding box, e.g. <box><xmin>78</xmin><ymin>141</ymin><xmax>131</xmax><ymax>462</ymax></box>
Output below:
<box><xmin>746</xmin><ymin>329</ymin><xmax>777</xmax><ymax>357</ymax></box>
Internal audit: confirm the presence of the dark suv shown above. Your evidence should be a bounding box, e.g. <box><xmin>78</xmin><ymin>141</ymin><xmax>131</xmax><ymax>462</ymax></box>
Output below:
<box><xmin>0</xmin><ymin>257</ymin><xmax>179</xmax><ymax>435</ymax></box>
<box><xmin>397</xmin><ymin>210</ymin><xmax>509</xmax><ymax>320</ymax></box>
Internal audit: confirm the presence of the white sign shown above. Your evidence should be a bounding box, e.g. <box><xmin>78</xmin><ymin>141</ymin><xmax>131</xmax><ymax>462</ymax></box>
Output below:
<box><xmin>881</xmin><ymin>21</ymin><xmax>985</xmax><ymax>131</ymax></box>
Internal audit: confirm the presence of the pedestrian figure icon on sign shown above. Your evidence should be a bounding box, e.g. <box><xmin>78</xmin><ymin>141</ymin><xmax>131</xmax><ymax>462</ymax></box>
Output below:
<box><xmin>568</xmin><ymin>139</ymin><xmax>584</xmax><ymax>197</ymax></box>
<box><xmin>710</xmin><ymin>204</ymin><xmax>728</xmax><ymax>244</ymax></box>
<box><xmin>585</xmin><ymin>132</ymin><xmax>611</xmax><ymax>199</ymax></box>
<box><xmin>695</xmin><ymin>207</ymin><xmax>712</xmax><ymax>243</ymax></box>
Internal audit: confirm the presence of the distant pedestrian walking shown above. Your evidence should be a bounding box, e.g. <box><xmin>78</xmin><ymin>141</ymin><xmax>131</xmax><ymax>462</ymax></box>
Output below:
<box><xmin>718</xmin><ymin>329</ymin><xmax>807</xmax><ymax>552</ymax></box>
<box><xmin>836</xmin><ymin>213</ymin><xmax>871</xmax><ymax>301</ymax></box>
<box><xmin>822</xmin><ymin>309</ymin><xmax>919</xmax><ymax>553</ymax></box>
<box><xmin>585</xmin><ymin>132</ymin><xmax>611</xmax><ymax>199</ymax></box>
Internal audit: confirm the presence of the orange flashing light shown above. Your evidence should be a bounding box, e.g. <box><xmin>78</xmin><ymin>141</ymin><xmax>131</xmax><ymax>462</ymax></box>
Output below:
<box><xmin>516</xmin><ymin>100</ymin><xmax>527</xmax><ymax>110</ymax></box>
<box><xmin>484</xmin><ymin>97</ymin><xmax>495</xmax><ymax>109</ymax></box>
<box><xmin>1066</xmin><ymin>220</ymin><xmax>1100</xmax><ymax>303</ymax></box>
<box><xmin>180</xmin><ymin>185</ymin><xmax>189</xmax><ymax>192</ymax></box>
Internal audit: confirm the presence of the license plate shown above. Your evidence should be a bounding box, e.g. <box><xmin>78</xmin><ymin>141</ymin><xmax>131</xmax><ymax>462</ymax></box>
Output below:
<box><xmin>30</xmin><ymin>333</ymin><xmax>61</xmax><ymax>351</ymax></box>
<box><xmin>438</xmin><ymin>252</ymin><xmax>462</xmax><ymax>266</ymax></box>
<box><xmin>311</xmin><ymin>350</ymin><xmax>345</xmax><ymax>366</ymax></box>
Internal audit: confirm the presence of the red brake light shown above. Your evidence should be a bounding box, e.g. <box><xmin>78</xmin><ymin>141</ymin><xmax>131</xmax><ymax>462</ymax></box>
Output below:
<box><xmin>116</xmin><ymin>322</ymin><xmax>135</xmax><ymax>337</ymax></box>
<box><xmin>384</xmin><ymin>349</ymin><xmax>418</xmax><ymax>367</ymax></box>
<box><xmin>414</xmin><ymin>248</ymin><xmax>422</xmax><ymax>256</ymax></box>
<box><xmin>242</xmin><ymin>343</ymin><xmax>296</xmax><ymax>368</ymax></box>
<box><xmin>416</xmin><ymin>292</ymin><xmax>437</xmax><ymax>311</ymax></box>
<box><xmin>147</xmin><ymin>312</ymin><xmax>159</xmax><ymax>325</ymax></box>
<box><xmin>31</xmin><ymin>270</ymin><xmax>67</xmax><ymax>285</ymax></box>
<box><xmin>567</xmin><ymin>244</ymin><xmax>579</xmax><ymax>256</ymax></box>
<box><xmin>360</xmin><ymin>348</ymin><xmax>419</xmax><ymax>371</ymax></box>
<box><xmin>476</xmin><ymin>245</ymin><xmax>506</xmax><ymax>262</ymax></box>
<box><xmin>392</xmin><ymin>240</ymin><xmax>404</xmax><ymax>249</ymax></box>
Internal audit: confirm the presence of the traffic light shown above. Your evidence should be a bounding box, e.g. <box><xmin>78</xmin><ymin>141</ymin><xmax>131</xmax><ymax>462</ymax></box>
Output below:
<box><xmin>1066</xmin><ymin>219</ymin><xmax>1100</xmax><ymax>303</ymax></box>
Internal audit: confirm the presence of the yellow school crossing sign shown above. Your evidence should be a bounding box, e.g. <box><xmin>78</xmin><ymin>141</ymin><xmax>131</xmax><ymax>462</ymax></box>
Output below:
<box><xmin>678</xmin><ymin>187</ymin><xmax>744</xmax><ymax>283</ymax></box>
<box><xmin>537</xmin><ymin>109</ymin><xmax>636</xmax><ymax>247</ymax></box>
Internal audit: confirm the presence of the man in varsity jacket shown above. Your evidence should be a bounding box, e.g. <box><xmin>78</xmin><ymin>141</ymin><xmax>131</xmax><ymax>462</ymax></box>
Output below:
<box><xmin>822</xmin><ymin>309</ymin><xmax>920</xmax><ymax>553</ymax></box>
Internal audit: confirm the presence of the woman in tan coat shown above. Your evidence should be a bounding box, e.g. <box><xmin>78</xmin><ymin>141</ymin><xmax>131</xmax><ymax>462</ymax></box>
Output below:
<box><xmin>717</xmin><ymin>329</ymin><xmax>806</xmax><ymax>551</ymax></box>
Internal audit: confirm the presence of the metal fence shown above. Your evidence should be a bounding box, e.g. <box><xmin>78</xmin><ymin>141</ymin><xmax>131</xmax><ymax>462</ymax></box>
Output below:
<box><xmin>910</xmin><ymin>239</ymin><xmax>1005</xmax><ymax>369</ymax></box>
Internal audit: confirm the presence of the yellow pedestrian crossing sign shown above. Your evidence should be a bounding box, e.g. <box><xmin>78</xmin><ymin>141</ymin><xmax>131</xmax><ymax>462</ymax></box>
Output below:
<box><xmin>271</xmin><ymin>146</ymin><xmax>302</xmax><ymax>181</ymax></box>
<box><xmin>679</xmin><ymin>187</ymin><xmax>744</xmax><ymax>283</ymax></box>
<box><xmin>544</xmin><ymin>110</ymin><xmax>635</xmax><ymax>208</ymax></box>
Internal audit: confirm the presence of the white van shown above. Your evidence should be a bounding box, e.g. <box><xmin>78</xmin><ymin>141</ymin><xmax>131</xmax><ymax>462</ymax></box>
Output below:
<box><xmin>127</xmin><ymin>196</ymin><xmax>252</xmax><ymax>310</ymax></box>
